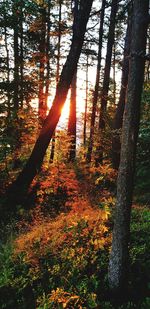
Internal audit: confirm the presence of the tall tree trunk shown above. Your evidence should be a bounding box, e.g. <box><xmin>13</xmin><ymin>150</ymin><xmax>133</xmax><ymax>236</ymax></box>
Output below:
<box><xmin>112</xmin><ymin>12</ymin><xmax>132</xmax><ymax>169</ymax></box>
<box><xmin>9</xmin><ymin>0</ymin><xmax>94</xmax><ymax>197</ymax></box>
<box><xmin>68</xmin><ymin>70</ymin><xmax>77</xmax><ymax>161</ymax></box>
<box><xmin>13</xmin><ymin>2</ymin><xmax>19</xmax><ymax>111</ymax></box>
<box><xmin>20</xmin><ymin>1</ymin><xmax>24</xmax><ymax>108</ymax></box>
<box><xmin>108</xmin><ymin>0</ymin><xmax>149</xmax><ymax>297</ymax></box>
<box><xmin>83</xmin><ymin>52</ymin><xmax>89</xmax><ymax>146</ymax></box>
<box><xmin>4</xmin><ymin>25</ymin><xmax>11</xmax><ymax>119</ymax></box>
<box><xmin>50</xmin><ymin>0</ymin><xmax>62</xmax><ymax>162</ymax></box>
<box><xmin>86</xmin><ymin>0</ymin><xmax>106</xmax><ymax>163</ymax></box>
<box><xmin>38</xmin><ymin>1</ymin><xmax>46</xmax><ymax>125</ymax></box>
<box><xmin>112</xmin><ymin>42</ymin><xmax>116</xmax><ymax>104</ymax></box>
<box><xmin>95</xmin><ymin>0</ymin><xmax>118</xmax><ymax>165</ymax></box>
<box><xmin>45</xmin><ymin>0</ymin><xmax>51</xmax><ymax>107</ymax></box>
<box><xmin>98</xmin><ymin>0</ymin><xmax>118</xmax><ymax>130</ymax></box>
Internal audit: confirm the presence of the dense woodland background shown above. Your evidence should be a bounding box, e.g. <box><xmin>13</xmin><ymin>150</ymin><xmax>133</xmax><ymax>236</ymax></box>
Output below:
<box><xmin>0</xmin><ymin>0</ymin><xmax>150</xmax><ymax>308</ymax></box>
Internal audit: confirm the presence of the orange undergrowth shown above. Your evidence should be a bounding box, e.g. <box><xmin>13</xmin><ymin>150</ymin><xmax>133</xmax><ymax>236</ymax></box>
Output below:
<box><xmin>14</xmin><ymin>162</ymin><xmax>114</xmax><ymax>266</ymax></box>
<box><xmin>14</xmin><ymin>203</ymin><xmax>111</xmax><ymax>267</ymax></box>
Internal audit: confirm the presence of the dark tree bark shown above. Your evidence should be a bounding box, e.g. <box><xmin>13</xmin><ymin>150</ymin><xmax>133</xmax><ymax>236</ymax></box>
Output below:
<box><xmin>98</xmin><ymin>0</ymin><xmax>118</xmax><ymax>130</ymax></box>
<box><xmin>4</xmin><ymin>24</ymin><xmax>11</xmax><ymax>119</ymax></box>
<box><xmin>112</xmin><ymin>43</ymin><xmax>116</xmax><ymax>104</ymax></box>
<box><xmin>20</xmin><ymin>0</ymin><xmax>24</xmax><ymax>108</ymax></box>
<box><xmin>13</xmin><ymin>1</ymin><xmax>19</xmax><ymax>111</ymax></box>
<box><xmin>95</xmin><ymin>0</ymin><xmax>118</xmax><ymax>165</ymax></box>
<box><xmin>112</xmin><ymin>12</ymin><xmax>132</xmax><ymax>169</ymax></box>
<box><xmin>86</xmin><ymin>0</ymin><xmax>106</xmax><ymax>163</ymax></box>
<box><xmin>68</xmin><ymin>70</ymin><xmax>77</xmax><ymax>161</ymax></box>
<box><xmin>9</xmin><ymin>0</ymin><xmax>94</xmax><ymax>196</ymax></box>
<box><xmin>108</xmin><ymin>0</ymin><xmax>149</xmax><ymax>297</ymax></box>
<box><xmin>45</xmin><ymin>0</ymin><xmax>51</xmax><ymax>107</ymax></box>
<box><xmin>56</xmin><ymin>0</ymin><xmax>62</xmax><ymax>85</ymax></box>
<box><xmin>38</xmin><ymin>1</ymin><xmax>47</xmax><ymax>125</ymax></box>
<box><xmin>50</xmin><ymin>0</ymin><xmax>62</xmax><ymax>162</ymax></box>
<box><xmin>83</xmin><ymin>52</ymin><xmax>89</xmax><ymax>146</ymax></box>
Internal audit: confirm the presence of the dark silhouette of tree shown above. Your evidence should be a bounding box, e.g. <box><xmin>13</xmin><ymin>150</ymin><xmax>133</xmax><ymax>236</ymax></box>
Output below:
<box><xmin>50</xmin><ymin>0</ymin><xmax>62</xmax><ymax>162</ymax></box>
<box><xmin>112</xmin><ymin>9</ymin><xmax>132</xmax><ymax>169</ymax></box>
<box><xmin>108</xmin><ymin>0</ymin><xmax>149</xmax><ymax>297</ymax></box>
<box><xmin>38</xmin><ymin>0</ymin><xmax>47</xmax><ymax>125</ymax></box>
<box><xmin>86</xmin><ymin>0</ymin><xmax>106</xmax><ymax>163</ymax></box>
<box><xmin>83</xmin><ymin>50</ymin><xmax>89</xmax><ymax>146</ymax></box>
<box><xmin>13</xmin><ymin>0</ymin><xmax>19</xmax><ymax>111</ymax></box>
<box><xmin>99</xmin><ymin>0</ymin><xmax>118</xmax><ymax>130</ymax></box>
<box><xmin>95</xmin><ymin>0</ymin><xmax>118</xmax><ymax>165</ymax></box>
<box><xmin>68</xmin><ymin>70</ymin><xmax>77</xmax><ymax>161</ymax></box>
<box><xmin>9</xmin><ymin>0</ymin><xmax>94</xmax><ymax>198</ymax></box>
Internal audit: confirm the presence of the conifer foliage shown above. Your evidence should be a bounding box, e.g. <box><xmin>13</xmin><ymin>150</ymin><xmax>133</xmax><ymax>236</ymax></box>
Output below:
<box><xmin>0</xmin><ymin>1</ymin><xmax>150</xmax><ymax>308</ymax></box>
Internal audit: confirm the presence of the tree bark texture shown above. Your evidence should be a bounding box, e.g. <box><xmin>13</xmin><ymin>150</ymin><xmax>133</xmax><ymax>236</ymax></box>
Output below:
<box><xmin>10</xmin><ymin>0</ymin><xmax>94</xmax><ymax>195</ymax></box>
<box><xmin>108</xmin><ymin>0</ymin><xmax>149</xmax><ymax>296</ymax></box>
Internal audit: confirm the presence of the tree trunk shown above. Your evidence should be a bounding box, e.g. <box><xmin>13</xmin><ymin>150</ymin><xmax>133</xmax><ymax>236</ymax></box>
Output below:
<box><xmin>50</xmin><ymin>0</ymin><xmax>62</xmax><ymax>162</ymax></box>
<box><xmin>45</xmin><ymin>0</ymin><xmax>51</xmax><ymax>107</ymax></box>
<box><xmin>86</xmin><ymin>0</ymin><xmax>106</xmax><ymax>163</ymax></box>
<box><xmin>83</xmin><ymin>52</ymin><xmax>89</xmax><ymax>146</ymax></box>
<box><xmin>112</xmin><ymin>12</ymin><xmax>132</xmax><ymax>169</ymax></box>
<box><xmin>98</xmin><ymin>0</ymin><xmax>118</xmax><ymax>130</ymax></box>
<box><xmin>38</xmin><ymin>2</ymin><xmax>47</xmax><ymax>125</ymax></box>
<box><xmin>20</xmin><ymin>1</ymin><xmax>24</xmax><ymax>108</ymax></box>
<box><xmin>9</xmin><ymin>0</ymin><xmax>94</xmax><ymax>197</ymax></box>
<box><xmin>112</xmin><ymin>43</ymin><xmax>116</xmax><ymax>104</ymax></box>
<box><xmin>13</xmin><ymin>2</ymin><xmax>19</xmax><ymax>111</ymax></box>
<box><xmin>68</xmin><ymin>70</ymin><xmax>77</xmax><ymax>161</ymax></box>
<box><xmin>108</xmin><ymin>0</ymin><xmax>149</xmax><ymax>297</ymax></box>
<box><xmin>95</xmin><ymin>0</ymin><xmax>118</xmax><ymax>165</ymax></box>
<box><xmin>4</xmin><ymin>25</ymin><xmax>11</xmax><ymax>119</ymax></box>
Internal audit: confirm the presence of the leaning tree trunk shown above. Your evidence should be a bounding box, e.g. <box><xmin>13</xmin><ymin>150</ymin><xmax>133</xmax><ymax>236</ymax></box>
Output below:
<box><xmin>112</xmin><ymin>12</ymin><xmax>132</xmax><ymax>169</ymax></box>
<box><xmin>108</xmin><ymin>0</ymin><xmax>149</xmax><ymax>297</ymax></box>
<box><xmin>9</xmin><ymin>0</ymin><xmax>94</xmax><ymax>198</ymax></box>
<box><xmin>86</xmin><ymin>0</ymin><xmax>106</xmax><ymax>163</ymax></box>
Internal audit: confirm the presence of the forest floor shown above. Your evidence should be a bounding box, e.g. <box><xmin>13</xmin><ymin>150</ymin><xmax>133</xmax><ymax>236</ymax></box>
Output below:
<box><xmin>0</xmin><ymin>161</ymin><xmax>150</xmax><ymax>308</ymax></box>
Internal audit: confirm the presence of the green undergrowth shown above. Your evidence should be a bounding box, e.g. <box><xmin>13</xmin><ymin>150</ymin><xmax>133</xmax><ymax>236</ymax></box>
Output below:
<box><xmin>0</xmin><ymin>204</ymin><xmax>150</xmax><ymax>309</ymax></box>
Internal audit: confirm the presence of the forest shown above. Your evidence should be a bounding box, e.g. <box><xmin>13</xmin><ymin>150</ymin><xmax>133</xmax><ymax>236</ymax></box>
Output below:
<box><xmin>0</xmin><ymin>0</ymin><xmax>150</xmax><ymax>308</ymax></box>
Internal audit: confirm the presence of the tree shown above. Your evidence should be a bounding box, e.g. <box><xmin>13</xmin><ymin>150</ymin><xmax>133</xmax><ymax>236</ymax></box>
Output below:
<box><xmin>68</xmin><ymin>70</ymin><xmax>77</xmax><ymax>161</ymax></box>
<box><xmin>98</xmin><ymin>0</ymin><xmax>118</xmax><ymax>130</ymax></box>
<box><xmin>50</xmin><ymin>0</ymin><xmax>62</xmax><ymax>162</ymax></box>
<box><xmin>112</xmin><ymin>8</ymin><xmax>132</xmax><ymax>169</ymax></box>
<box><xmin>83</xmin><ymin>49</ymin><xmax>89</xmax><ymax>146</ymax></box>
<box><xmin>13</xmin><ymin>0</ymin><xmax>20</xmax><ymax>111</ymax></box>
<box><xmin>108</xmin><ymin>0</ymin><xmax>149</xmax><ymax>297</ymax></box>
<box><xmin>96</xmin><ymin>0</ymin><xmax>118</xmax><ymax>164</ymax></box>
<box><xmin>8</xmin><ymin>0</ymin><xmax>94</xmax><ymax>199</ymax></box>
<box><xmin>38</xmin><ymin>0</ymin><xmax>47</xmax><ymax>125</ymax></box>
<box><xmin>86</xmin><ymin>0</ymin><xmax>106</xmax><ymax>163</ymax></box>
